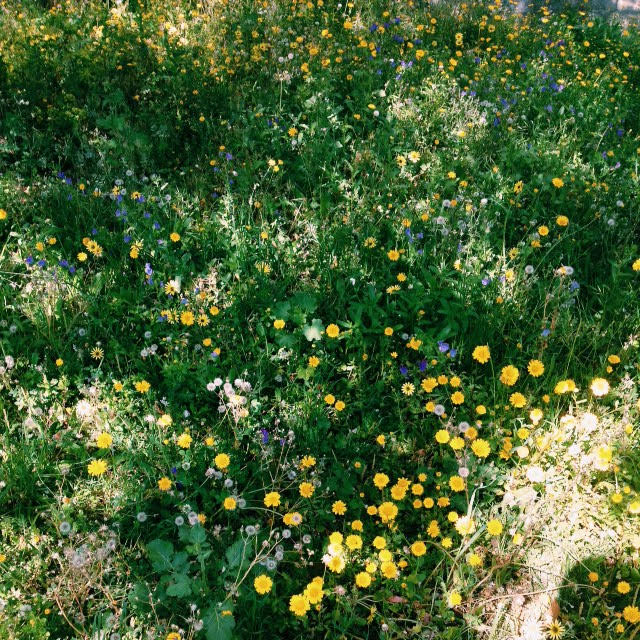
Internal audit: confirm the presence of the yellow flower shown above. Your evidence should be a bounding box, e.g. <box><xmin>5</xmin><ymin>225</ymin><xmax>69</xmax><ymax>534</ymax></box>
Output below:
<box><xmin>590</xmin><ymin>378</ymin><xmax>609</xmax><ymax>397</ymax></box>
<box><xmin>180</xmin><ymin>311</ymin><xmax>195</xmax><ymax>326</ymax></box>
<box><xmin>326</xmin><ymin>324</ymin><xmax>340</xmax><ymax>338</ymax></box>
<box><xmin>345</xmin><ymin>534</ymin><xmax>362</xmax><ymax>551</ymax></box>
<box><xmin>87</xmin><ymin>459</ymin><xmax>107</xmax><ymax>476</ymax></box>
<box><xmin>455</xmin><ymin>516</ymin><xmax>476</xmax><ymax>536</ymax></box>
<box><xmin>378</xmin><ymin>501</ymin><xmax>398</xmax><ymax>523</ymax></box>
<box><xmin>254</xmin><ymin>574</ymin><xmax>273</xmax><ymax>594</ymax></box>
<box><xmin>308</xmin><ymin>356</ymin><xmax>320</xmax><ymax>367</ymax></box>
<box><xmin>283</xmin><ymin>512</ymin><xmax>303</xmax><ymax>526</ymax></box>
<box><xmin>264</xmin><ymin>492</ymin><xmax>280</xmax><ymax>507</ymax></box>
<box><xmin>373</xmin><ymin>473</ymin><xmax>389</xmax><ymax>489</ymax></box>
<box><xmin>299</xmin><ymin>482</ymin><xmax>314</xmax><ymax>498</ymax></box>
<box><xmin>300</xmin><ymin>455</ymin><xmax>316</xmax><ymax>468</ymax></box>
<box><xmin>623</xmin><ymin>606</ymin><xmax>640</xmax><ymax>623</ymax></box>
<box><xmin>334</xmin><ymin>400</ymin><xmax>346</xmax><ymax>411</ymax></box>
<box><xmin>157</xmin><ymin>414</ymin><xmax>173</xmax><ymax>427</ymax></box>
<box><xmin>617</xmin><ymin>581</ymin><xmax>631</xmax><ymax>594</ymax></box>
<box><xmin>538</xmin><ymin>225</ymin><xmax>549</xmax><ymax>236</ymax></box>
<box><xmin>450</xmin><ymin>437</ymin><xmax>465</xmax><ymax>450</ymax></box>
<box><xmin>158</xmin><ymin>477</ymin><xmax>172</xmax><ymax>491</ymax></box>
<box><xmin>449</xmin><ymin>476</ymin><xmax>465</xmax><ymax>492</ymax></box>
<box><xmin>402</xmin><ymin>382</ymin><xmax>415</xmax><ymax>396</ymax></box>
<box><xmin>499</xmin><ymin>365</ymin><xmax>519</xmax><ymax>386</ymax></box>
<box><xmin>372</xmin><ymin>536</ymin><xmax>386</xmax><ymax>549</ymax></box>
<box><xmin>556</xmin><ymin>215</ymin><xmax>569</xmax><ymax>227</ymax></box>
<box><xmin>214</xmin><ymin>453</ymin><xmax>230</xmax><ymax>470</ymax></box>
<box><xmin>633</xmin><ymin>258</ymin><xmax>640</xmax><ymax>271</ymax></box>
<box><xmin>55</xmin><ymin>358</ymin><xmax>64</xmax><ymax>367</ymax></box>
<box><xmin>509</xmin><ymin>392</ymin><xmax>526</xmax><ymax>408</ymax></box>
<box><xmin>387</xmin><ymin>249</ymin><xmax>400</xmax><ymax>261</ymax></box>
<box><xmin>324</xmin><ymin>394</ymin><xmax>335</xmax><ymax>405</ymax></box>
<box><xmin>223</xmin><ymin>496</ymin><xmax>237</xmax><ymax>510</ymax></box>
<box><xmin>448</xmin><ymin>591</ymin><xmax>462</xmax><ymax>607</ymax></box>
<box><xmin>527</xmin><ymin>359</ymin><xmax>544</xmax><ymax>377</ymax></box>
<box><xmin>332</xmin><ymin>500</ymin><xmax>347</xmax><ymax>515</ymax></box>
<box><xmin>135</xmin><ymin>380</ymin><xmax>150</xmax><ymax>393</ymax></box>
<box><xmin>170</xmin><ymin>232</ymin><xmax>181</xmax><ymax>242</ymax></box>
<box><xmin>96</xmin><ymin>433</ymin><xmax>113</xmax><ymax>449</ymax></box>
<box><xmin>380</xmin><ymin>561</ymin><xmax>398</xmax><ymax>579</ymax></box>
<box><xmin>289</xmin><ymin>594</ymin><xmax>310</xmax><ymax>616</ymax></box>
<box><xmin>472</xmin><ymin>345</ymin><xmax>491</xmax><ymax>363</ymax></box>
<box><xmin>435</xmin><ymin>430</ymin><xmax>450</xmax><ymax>444</ymax></box>
<box><xmin>471</xmin><ymin>439</ymin><xmax>491</xmax><ymax>458</ymax></box>
<box><xmin>486</xmin><ymin>519</ymin><xmax>503</xmax><ymax>536</ymax></box>
<box><xmin>355</xmin><ymin>572</ymin><xmax>372</xmax><ymax>587</ymax></box>
<box><xmin>451</xmin><ymin>391</ymin><xmax>465</xmax><ymax>405</ymax></box>
<box><xmin>305</xmin><ymin>579</ymin><xmax>324</xmax><ymax>604</ymax></box>
<box><xmin>551</xmin><ymin>177</ymin><xmax>564</xmax><ymax>188</ymax></box>
<box><xmin>176</xmin><ymin>433</ymin><xmax>192</xmax><ymax>449</ymax></box>
<box><xmin>0</xmin><ymin>209</ymin><xmax>6</xmax><ymax>220</ymax></box>
<box><xmin>77</xmin><ymin>252</ymin><xmax>88</xmax><ymax>262</ymax></box>
<box><xmin>411</xmin><ymin>541</ymin><xmax>426</xmax><ymax>556</ymax></box>
<box><xmin>273</xmin><ymin>319</ymin><xmax>285</xmax><ymax>329</ymax></box>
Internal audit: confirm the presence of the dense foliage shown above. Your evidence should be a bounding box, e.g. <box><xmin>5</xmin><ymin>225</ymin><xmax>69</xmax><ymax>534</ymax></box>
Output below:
<box><xmin>1</xmin><ymin>0</ymin><xmax>640</xmax><ymax>638</ymax></box>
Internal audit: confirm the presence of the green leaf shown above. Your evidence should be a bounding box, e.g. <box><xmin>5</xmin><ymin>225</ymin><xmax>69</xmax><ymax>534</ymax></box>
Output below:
<box><xmin>225</xmin><ymin>538</ymin><xmax>246</xmax><ymax>570</ymax></box>
<box><xmin>203</xmin><ymin>604</ymin><xmax>235</xmax><ymax>640</ymax></box>
<box><xmin>274</xmin><ymin>332</ymin><xmax>297</xmax><ymax>348</ymax></box>
<box><xmin>147</xmin><ymin>539</ymin><xmax>174</xmax><ymax>572</ymax></box>
<box><xmin>189</xmin><ymin>525</ymin><xmax>207</xmax><ymax>545</ymax></box>
<box><xmin>166</xmin><ymin>573</ymin><xmax>192</xmax><ymax>598</ymax></box>
<box><xmin>302</xmin><ymin>318</ymin><xmax>324</xmax><ymax>341</ymax></box>
<box><xmin>128</xmin><ymin>582</ymin><xmax>151</xmax><ymax>611</ymax></box>
<box><xmin>291</xmin><ymin>292</ymin><xmax>317</xmax><ymax>313</ymax></box>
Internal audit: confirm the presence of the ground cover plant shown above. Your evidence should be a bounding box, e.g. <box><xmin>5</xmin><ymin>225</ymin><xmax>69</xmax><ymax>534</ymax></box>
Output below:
<box><xmin>1</xmin><ymin>0</ymin><xmax>640</xmax><ymax>638</ymax></box>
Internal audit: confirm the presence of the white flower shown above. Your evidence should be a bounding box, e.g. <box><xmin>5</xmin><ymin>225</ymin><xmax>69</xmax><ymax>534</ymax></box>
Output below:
<box><xmin>526</xmin><ymin>466</ymin><xmax>545</xmax><ymax>483</ymax></box>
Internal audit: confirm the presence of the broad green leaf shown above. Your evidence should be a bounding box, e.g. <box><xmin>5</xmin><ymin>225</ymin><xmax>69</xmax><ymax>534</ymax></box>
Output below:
<box><xmin>147</xmin><ymin>539</ymin><xmax>174</xmax><ymax>572</ymax></box>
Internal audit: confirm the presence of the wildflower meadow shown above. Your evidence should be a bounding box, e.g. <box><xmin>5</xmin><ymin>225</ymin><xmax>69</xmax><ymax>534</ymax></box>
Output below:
<box><xmin>1</xmin><ymin>0</ymin><xmax>640</xmax><ymax>638</ymax></box>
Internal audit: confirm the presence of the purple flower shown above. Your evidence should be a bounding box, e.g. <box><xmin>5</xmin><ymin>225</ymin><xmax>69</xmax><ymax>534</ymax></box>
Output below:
<box><xmin>541</xmin><ymin>328</ymin><xmax>551</xmax><ymax>337</ymax></box>
<box><xmin>399</xmin><ymin>365</ymin><xmax>408</xmax><ymax>376</ymax></box>
<box><xmin>25</xmin><ymin>256</ymin><xmax>34</xmax><ymax>265</ymax></box>
<box><xmin>438</xmin><ymin>341</ymin><xmax>450</xmax><ymax>353</ymax></box>
<box><xmin>260</xmin><ymin>429</ymin><xmax>269</xmax><ymax>444</ymax></box>
<box><xmin>144</xmin><ymin>263</ymin><xmax>153</xmax><ymax>276</ymax></box>
<box><xmin>418</xmin><ymin>360</ymin><xmax>427</xmax><ymax>372</ymax></box>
